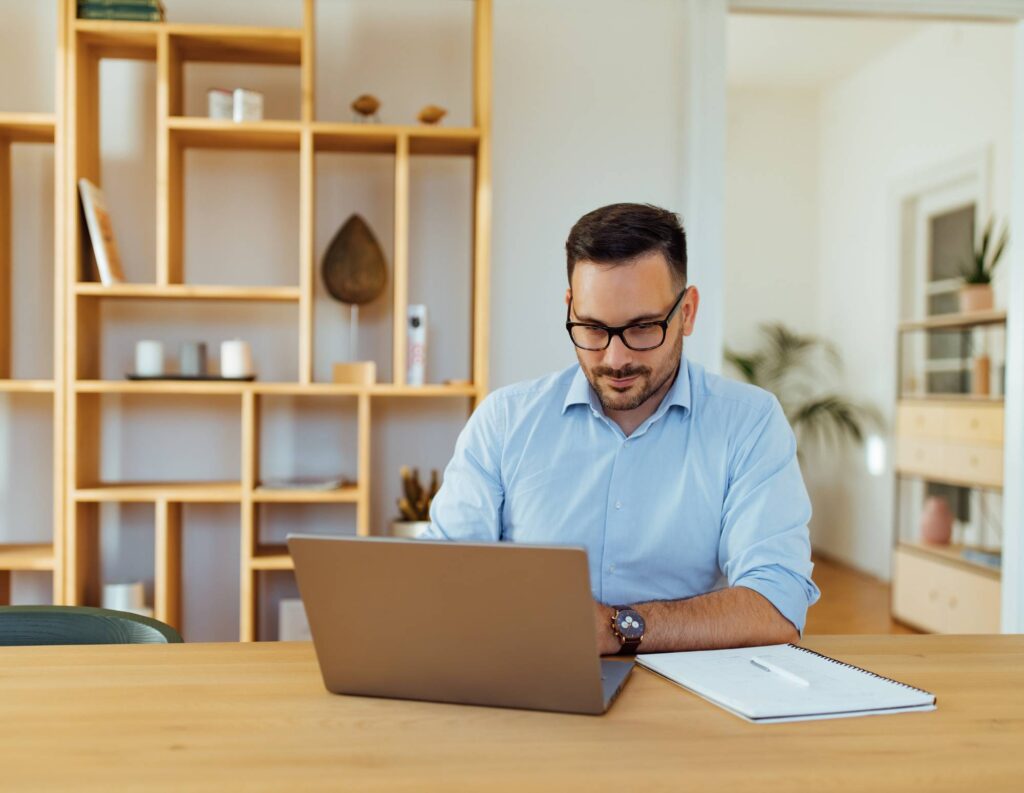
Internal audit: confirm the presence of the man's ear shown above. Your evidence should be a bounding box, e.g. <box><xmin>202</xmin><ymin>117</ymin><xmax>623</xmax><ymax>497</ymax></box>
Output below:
<box><xmin>681</xmin><ymin>286</ymin><xmax>700</xmax><ymax>336</ymax></box>
<box><xmin>564</xmin><ymin>288</ymin><xmax>572</xmax><ymax>307</ymax></box>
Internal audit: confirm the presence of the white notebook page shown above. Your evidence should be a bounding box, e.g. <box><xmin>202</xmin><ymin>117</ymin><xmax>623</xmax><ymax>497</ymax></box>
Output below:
<box><xmin>637</xmin><ymin>644</ymin><xmax>936</xmax><ymax>723</ymax></box>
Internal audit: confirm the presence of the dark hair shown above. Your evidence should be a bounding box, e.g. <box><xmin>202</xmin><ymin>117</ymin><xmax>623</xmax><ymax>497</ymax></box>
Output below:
<box><xmin>565</xmin><ymin>203</ymin><xmax>687</xmax><ymax>287</ymax></box>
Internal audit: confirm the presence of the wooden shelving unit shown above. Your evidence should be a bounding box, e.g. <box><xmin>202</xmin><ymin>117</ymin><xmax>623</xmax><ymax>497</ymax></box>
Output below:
<box><xmin>892</xmin><ymin>311</ymin><xmax>1006</xmax><ymax>633</ymax></box>
<box><xmin>0</xmin><ymin>5</ymin><xmax>66</xmax><ymax>606</ymax></box>
<box><xmin>59</xmin><ymin>0</ymin><xmax>492</xmax><ymax>640</ymax></box>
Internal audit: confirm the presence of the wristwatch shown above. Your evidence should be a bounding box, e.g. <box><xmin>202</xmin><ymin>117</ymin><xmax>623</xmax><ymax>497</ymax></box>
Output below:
<box><xmin>610</xmin><ymin>606</ymin><xmax>645</xmax><ymax>655</ymax></box>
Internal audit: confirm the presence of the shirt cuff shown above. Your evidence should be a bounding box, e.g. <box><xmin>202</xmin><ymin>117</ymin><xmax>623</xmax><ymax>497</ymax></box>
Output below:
<box><xmin>733</xmin><ymin>564</ymin><xmax>818</xmax><ymax>637</ymax></box>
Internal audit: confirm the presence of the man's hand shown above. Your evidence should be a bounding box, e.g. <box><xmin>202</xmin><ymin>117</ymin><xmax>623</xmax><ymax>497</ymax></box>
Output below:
<box><xmin>593</xmin><ymin>600</ymin><xmax>619</xmax><ymax>655</ymax></box>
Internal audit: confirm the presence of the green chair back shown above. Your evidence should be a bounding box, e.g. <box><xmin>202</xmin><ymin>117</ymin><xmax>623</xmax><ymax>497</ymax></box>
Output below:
<box><xmin>0</xmin><ymin>606</ymin><xmax>182</xmax><ymax>646</ymax></box>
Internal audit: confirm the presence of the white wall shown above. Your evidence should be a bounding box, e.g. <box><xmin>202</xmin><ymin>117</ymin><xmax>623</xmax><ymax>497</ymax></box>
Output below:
<box><xmin>813</xmin><ymin>22</ymin><xmax>1014</xmax><ymax>579</ymax></box>
<box><xmin>725</xmin><ymin>19</ymin><xmax>1014</xmax><ymax>580</ymax></box>
<box><xmin>1</xmin><ymin>0</ymin><xmax>710</xmax><ymax>638</ymax></box>
<box><xmin>724</xmin><ymin>87</ymin><xmax>820</xmax><ymax>353</ymax></box>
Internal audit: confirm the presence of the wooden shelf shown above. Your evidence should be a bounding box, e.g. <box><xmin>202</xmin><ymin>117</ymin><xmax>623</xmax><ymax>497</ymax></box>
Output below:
<box><xmin>252</xmin><ymin>485</ymin><xmax>360</xmax><ymax>503</ymax></box>
<box><xmin>0</xmin><ymin>380</ymin><xmax>55</xmax><ymax>394</ymax></box>
<box><xmin>249</xmin><ymin>546</ymin><xmax>293</xmax><ymax>571</ymax></box>
<box><xmin>0</xmin><ymin>544</ymin><xmax>56</xmax><ymax>571</ymax></box>
<box><xmin>899</xmin><ymin>394</ymin><xmax>1004</xmax><ymax>404</ymax></box>
<box><xmin>75</xmin><ymin>20</ymin><xmax>302</xmax><ymax>64</ymax></box>
<box><xmin>312</xmin><ymin>122</ymin><xmax>480</xmax><ymax>156</ymax></box>
<box><xmin>75</xmin><ymin>283</ymin><xmax>301</xmax><ymax>302</ymax></box>
<box><xmin>899</xmin><ymin>309</ymin><xmax>1007</xmax><ymax>332</ymax></box>
<box><xmin>898</xmin><ymin>541</ymin><xmax>1001</xmax><ymax>579</ymax></box>
<box><xmin>74</xmin><ymin>381</ymin><xmax>479</xmax><ymax>397</ymax></box>
<box><xmin>168</xmin><ymin>117</ymin><xmax>302</xmax><ymax>151</ymax></box>
<box><xmin>75</xmin><ymin>482</ymin><xmax>243</xmax><ymax>503</ymax></box>
<box><xmin>894</xmin><ymin>470</ymin><xmax>1003</xmax><ymax>492</ymax></box>
<box><xmin>0</xmin><ymin>113</ymin><xmax>56</xmax><ymax>144</ymax></box>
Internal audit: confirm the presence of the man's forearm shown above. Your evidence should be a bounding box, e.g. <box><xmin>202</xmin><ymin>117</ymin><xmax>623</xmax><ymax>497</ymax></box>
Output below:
<box><xmin>595</xmin><ymin>587</ymin><xmax>799</xmax><ymax>655</ymax></box>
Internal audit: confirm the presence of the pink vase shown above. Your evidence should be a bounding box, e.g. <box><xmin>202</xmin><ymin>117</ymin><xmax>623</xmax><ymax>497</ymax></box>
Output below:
<box><xmin>919</xmin><ymin>496</ymin><xmax>954</xmax><ymax>545</ymax></box>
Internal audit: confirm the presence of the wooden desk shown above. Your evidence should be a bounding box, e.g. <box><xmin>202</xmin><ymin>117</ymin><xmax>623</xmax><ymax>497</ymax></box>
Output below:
<box><xmin>2</xmin><ymin>635</ymin><xmax>1022</xmax><ymax>791</ymax></box>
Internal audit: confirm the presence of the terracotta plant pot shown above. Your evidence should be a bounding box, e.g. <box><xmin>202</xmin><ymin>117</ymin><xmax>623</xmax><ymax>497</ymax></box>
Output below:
<box><xmin>919</xmin><ymin>496</ymin><xmax>954</xmax><ymax>545</ymax></box>
<box><xmin>959</xmin><ymin>283</ymin><xmax>993</xmax><ymax>313</ymax></box>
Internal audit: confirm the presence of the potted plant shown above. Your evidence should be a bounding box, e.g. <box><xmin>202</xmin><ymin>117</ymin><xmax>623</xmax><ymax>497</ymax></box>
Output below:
<box><xmin>959</xmin><ymin>217</ymin><xmax>1008</xmax><ymax>313</ymax></box>
<box><xmin>725</xmin><ymin>323</ymin><xmax>880</xmax><ymax>455</ymax></box>
<box><xmin>391</xmin><ymin>466</ymin><xmax>440</xmax><ymax>538</ymax></box>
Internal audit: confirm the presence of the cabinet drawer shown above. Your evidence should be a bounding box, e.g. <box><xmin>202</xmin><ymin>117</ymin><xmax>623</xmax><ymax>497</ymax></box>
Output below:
<box><xmin>892</xmin><ymin>547</ymin><xmax>1000</xmax><ymax>634</ymax></box>
<box><xmin>894</xmin><ymin>438</ymin><xmax>947</xmax><ymax>481</ymax></box>
<box><xmin>946</xmin><ymin>404</ymin><xmax>1003</xmax><ymax>446</ymax></box>
<box><xmin>896</xmin><ymin>403</ymin><xmax>947</xmax><ymax>440</ymax></box>
<box><xmin>945</xmin><ymin>442</ymin><xmax>1003</xmax><ymax>488</ymax></box>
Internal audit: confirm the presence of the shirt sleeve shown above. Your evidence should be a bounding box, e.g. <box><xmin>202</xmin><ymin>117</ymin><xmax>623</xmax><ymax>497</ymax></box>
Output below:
<box><xmin>718</xmin><ymin>395</ymin><xmax>821</xmax><ymax>635</ymax></box>
<box><xmin>419</xmin><ymin>391</ymin><xmax>505</xmax><ymax>542</ymax></box>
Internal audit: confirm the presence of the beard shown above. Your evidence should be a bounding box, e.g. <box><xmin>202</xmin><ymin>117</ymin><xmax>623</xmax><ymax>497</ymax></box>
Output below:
<box><xmin>582</xmin><ymin>331</ymin><xmax>684</xmax><ymax>413</ymax></box>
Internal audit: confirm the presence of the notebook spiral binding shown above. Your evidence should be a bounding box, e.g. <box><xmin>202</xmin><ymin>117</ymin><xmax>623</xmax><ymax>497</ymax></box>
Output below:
<box><xmin>787</xmin><ymin>644</ymin><xmax>935</xmax><ymax>698</ymax></box>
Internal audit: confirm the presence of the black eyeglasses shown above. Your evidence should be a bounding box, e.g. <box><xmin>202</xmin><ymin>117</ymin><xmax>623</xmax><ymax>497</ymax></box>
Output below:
<box><xmin>565</xmin><ymin>287</ymin><xmax>688</xmax><ymax>351</ymax></box>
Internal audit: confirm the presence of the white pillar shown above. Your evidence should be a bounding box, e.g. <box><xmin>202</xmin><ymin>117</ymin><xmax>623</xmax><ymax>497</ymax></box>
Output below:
<box><xmin>680</xmin><ymin>0</ymin><xmax>727</xmax><ymax>373</ymax></box>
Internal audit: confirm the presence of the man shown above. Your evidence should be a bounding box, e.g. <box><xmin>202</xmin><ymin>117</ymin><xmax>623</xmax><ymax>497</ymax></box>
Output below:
<box><xmin>422</xmin><ymin>203</ymin><xmax>819</xmax><ymax>656</ymax></box>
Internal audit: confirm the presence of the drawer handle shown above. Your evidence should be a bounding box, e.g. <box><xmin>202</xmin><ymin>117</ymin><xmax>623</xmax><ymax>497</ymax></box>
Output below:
<box><xmin>929</xmin><ymin>590</ymin><xmax>939</xmax><ymax>602</ymax></box>
<box><xmin>970</xmin><ymin>455</ymin><xmax>980</xmax><ymax>466</ymax></box>
<box><xmin>970</xmin><ymin>418</ymin><xmax>980</xmax><ymax>429</ymax></box>
<box><xmin>948</xmin><ymin>596</ymin><xmax>958</xmax><ymax>609</ymax></box>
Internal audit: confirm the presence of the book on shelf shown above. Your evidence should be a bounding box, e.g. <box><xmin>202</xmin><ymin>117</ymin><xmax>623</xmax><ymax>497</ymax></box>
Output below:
<box><xmin>78</xmin><ymin>0</ymin><xmax>166</xmax><ymax>21</ymax></box>
<box><xmin>78</xmin><ymin>178</ymin><xmax>126</xmax><ymax>286</ymax></box>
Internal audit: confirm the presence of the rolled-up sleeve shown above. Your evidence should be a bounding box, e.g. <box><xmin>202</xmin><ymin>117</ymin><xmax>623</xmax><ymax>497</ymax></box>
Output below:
<box><xmin>718</xmin><ymin>396</ymin><xmax>820</xmax><ymax>635</ymax></box>
<box><xmin>420</xmin><ymin>392</ymin><xmax>505</xmax><ymax>542</ymax></box>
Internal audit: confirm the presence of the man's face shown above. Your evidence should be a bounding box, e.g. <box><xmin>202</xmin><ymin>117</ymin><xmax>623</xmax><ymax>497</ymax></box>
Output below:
<box><xmin>567</xmin><ymin>251</ymin><xmax>698</xmax><ymax>414</ymax></box>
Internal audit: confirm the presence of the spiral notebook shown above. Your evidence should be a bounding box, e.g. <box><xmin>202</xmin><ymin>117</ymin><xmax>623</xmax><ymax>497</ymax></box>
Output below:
<box><xmin>637</xmin><ymin>644</ymin><xmax>936</xmax><ymax>723</ymax></box>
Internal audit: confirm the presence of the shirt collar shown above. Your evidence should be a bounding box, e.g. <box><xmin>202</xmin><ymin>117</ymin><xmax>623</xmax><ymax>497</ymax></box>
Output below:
<box><xmin>561</xmin><ymin>354</ymin><xmax>692</xmax><ymax>418</ymax></box>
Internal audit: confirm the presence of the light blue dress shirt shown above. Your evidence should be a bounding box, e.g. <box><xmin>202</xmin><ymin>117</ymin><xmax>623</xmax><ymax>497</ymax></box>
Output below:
<box><xmin>422</xmin><ymin>354</ymin><xmax>820</xmax><ymax>633</ymax></box>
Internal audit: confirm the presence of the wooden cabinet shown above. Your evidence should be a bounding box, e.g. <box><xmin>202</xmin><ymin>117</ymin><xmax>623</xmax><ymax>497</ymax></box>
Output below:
<box><xmin>892</xmin><ymin>545</ymin><xmax>1000</xmax><ymax>634</ymax></box>
<box><xmin>895</xmin><ymin>400</ymin><xmax>1003</xmax><ymax>488</ymax></box>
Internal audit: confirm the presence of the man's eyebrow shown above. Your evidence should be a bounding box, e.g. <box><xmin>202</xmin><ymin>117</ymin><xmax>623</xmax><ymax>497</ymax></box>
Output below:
<box><xmin>572</xmin><ymin>309</ymin><xmax>664</xmax><ymax>325</ymax></box>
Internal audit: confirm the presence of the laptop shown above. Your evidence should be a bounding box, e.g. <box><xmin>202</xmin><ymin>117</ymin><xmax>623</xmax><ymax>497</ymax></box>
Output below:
<box><xmin>287</xmin><ymin>535</ymin><xmax>634</xmax><ymax>715</ymax></box>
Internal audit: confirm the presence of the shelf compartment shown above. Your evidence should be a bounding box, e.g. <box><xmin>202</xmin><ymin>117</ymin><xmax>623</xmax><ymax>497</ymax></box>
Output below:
<box><xmin>252</xmin><ymin>485</ymin><xmax>361</xmax><ymax>504</ymax></box>
<box><xmin>898</xmin><ymin>309</ymin><xmax>1007</xmax><ymax>332</ymax></box>
<box><xmin>168</xmin><ymin>117</ymin><xmax>301</xmax><ymax>151</ymax></box>
<box><xmin>75</xmin><ymin>21</ymin><xmax>302</xmax><ymax>64</ymax></box>
<box><xmin>897</xmin><ymin>541</ymin><xmax>1001</xmax><ymax>578</ymax></box>
<box><xmin>75</xmin><ymin>481</ymin><xmax>243</xmax><ymax>503</ymax></box>
<box><xmin>75</xmin><ymin>283</ymin><xmax>301</xmax><ymax>302</ymax></box>
<box><xmin>0</xmin><ymin>380</ymin><xmax>55</xmax><ymax>394</ymax></box>
<box><xmin>249</xmin><ymin>545</ymin><xmax>293</xmax><ymax>571</ymax></box>
<box><xmin>0</xmin><ymin>113</ymin><xmax>56</xmax><ymax>144</ymax></box>
<box><xmin>312</xmin><ymin>123</ymin><xmax>480</xmax><ymax>156</ymax></box>
<box><xmin>169</xmin><ymin>25</ymin><xmax>302</xmax><ymax>66</ymax></box>
<box><xmin>0</xmin><ymin>544</ymin><xmax>56</xmax><ymax>571</ymax></box>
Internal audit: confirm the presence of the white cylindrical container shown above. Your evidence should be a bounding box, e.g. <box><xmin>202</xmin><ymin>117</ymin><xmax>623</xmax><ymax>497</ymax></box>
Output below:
<box><xmin>407</xmin><ymin>305</ymin><xmax>427</xmax><ymax>386</ymax></box>
<box><xmin>134</xmin><ymin>340</ymin><xmax>164</xmax><ymax>377</ymax></box>
<box><xmin>220</xmin><ymin>339</ymin><xmax>253</xmax><ymax>379</ymax></box>
<box><xmin>102</xmin><ymin>581</ymin><xmax>145</xmax><ymax>612</ymax></box>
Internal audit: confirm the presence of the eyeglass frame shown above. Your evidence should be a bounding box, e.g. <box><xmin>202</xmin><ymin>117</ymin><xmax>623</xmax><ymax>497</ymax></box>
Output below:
<box><xmin>565</xmin><ymin>286</ymin><xmax>690</xmax><ymax>352</ymax></box>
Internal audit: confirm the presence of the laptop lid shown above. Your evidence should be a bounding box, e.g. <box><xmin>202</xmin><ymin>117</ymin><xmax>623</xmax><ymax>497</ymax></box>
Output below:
<box><xmin>288</xmin><ymin>535</ymin><xmax>617</xmax><ymax>715</ymax></box>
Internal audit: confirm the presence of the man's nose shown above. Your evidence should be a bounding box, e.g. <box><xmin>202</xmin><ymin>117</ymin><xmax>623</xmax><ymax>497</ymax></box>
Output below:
<box><xmin>602</xmin><ymin>334</ymin><xmax>633</xmax><ymax>370</ymax></box>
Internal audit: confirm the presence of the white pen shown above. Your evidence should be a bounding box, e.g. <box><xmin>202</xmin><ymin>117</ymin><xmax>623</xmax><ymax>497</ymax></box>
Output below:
<box><xmin>750</xmin><ymin>656</ymin><xmax>811</xmax><ymax>687</ymax></box>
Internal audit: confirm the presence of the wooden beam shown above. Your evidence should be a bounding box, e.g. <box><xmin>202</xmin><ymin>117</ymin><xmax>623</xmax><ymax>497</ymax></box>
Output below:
<box><xmin>154</xmin><ymin>499</ymin><xmax>182</xmax><ymax>631</ymax></box>
<box><xmin>471</xmin><ymin>0</ymin><xmax>493</xmax><ymax>400</ymax></box>
<box><xmin>392</xmin><ymin>135</ymin><xmax>410</xmax><ymax>386</ymax></box>
<box><xmin>299</xmin><ymin>128</ymin><xmax>314</xmax><ymax>383</ymax></box>
<box><xmin>0</xmin><ymin>141</ymin><xmax>10</xmax><ymax>379</ymax></box>
<box><xmin>240</xmin><ymin>391</ymin><xmax>259</xmax><ymax>640</ymax></box>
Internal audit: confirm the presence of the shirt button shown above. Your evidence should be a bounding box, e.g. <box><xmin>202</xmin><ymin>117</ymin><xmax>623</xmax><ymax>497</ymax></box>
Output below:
<box><xmin>608</xmin><ymin>564</ymin><xmax>616</xmax><ymax>573</ymax></box>
<box><xmin>614</xmin><ymin>501</ymin><xmax>622</xmax><ymax>510</ymax></box>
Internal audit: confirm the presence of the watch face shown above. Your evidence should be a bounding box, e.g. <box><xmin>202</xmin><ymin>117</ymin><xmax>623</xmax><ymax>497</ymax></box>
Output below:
<box><xmin>616</xmin><ymin>609</ymin><xmax>645</xmax><ymax>640</ymax></box>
